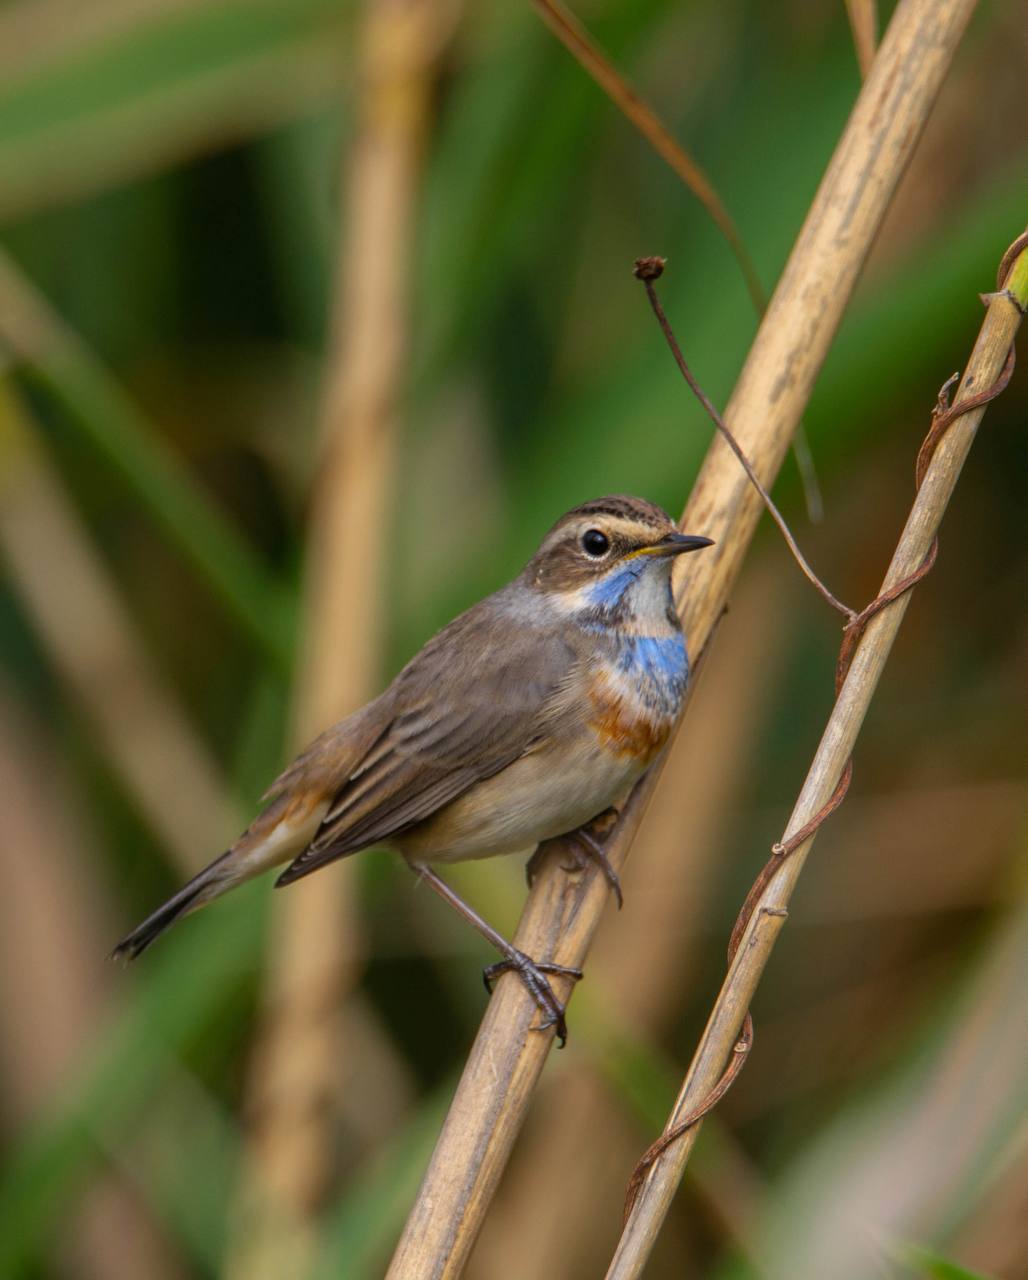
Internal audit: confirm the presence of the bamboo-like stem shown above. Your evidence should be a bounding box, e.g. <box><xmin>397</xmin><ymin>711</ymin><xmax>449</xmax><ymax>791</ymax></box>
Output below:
<box><xmin>223</xmin><ymin>2</ymin><xmax>443</xmax><ymax>1276</ymax></box>
<box><xmin>387</xmin><ymin>2</ymin><xmax>977</xmax><ymax>1275</ymax></box>
<box><xmin>469</xmin><ymin>564</ymin><xmax>789</xmax><ymax>1278</ymax></box>
<box><xmin>608</xmin><ymin>237</ymin><xmax>1028</xmax><ymax>1279</ymax></box>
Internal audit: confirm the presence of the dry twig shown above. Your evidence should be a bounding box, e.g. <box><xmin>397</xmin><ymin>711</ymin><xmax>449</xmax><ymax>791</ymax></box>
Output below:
<box><xmin>531</xmin><ymin>0</ymin><xmax>826</xmax><ymax>522</ymax></box>
<box><xmin>387</xmin><ymin>2</ymin><xmax>977</xmax><ymax>1275</ymax></box>
<box><xmin>610</xmin><ymin>232</ymin><xmax>1028</xmax><ymax>1277</ymax></box>
<box><xmin>634</xmin><ymin>257</ymin><xmax>854</xmax><ymax>619</ymax></box>
<box><xmin>531</xmin><ymin>0</ymin><xmax>764</xmax><ymax>313</ymax></box>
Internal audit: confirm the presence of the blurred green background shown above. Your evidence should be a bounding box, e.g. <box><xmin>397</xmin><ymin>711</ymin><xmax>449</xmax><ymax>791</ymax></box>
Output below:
<box><xmin>1</xmin><ymin>0</ymin><xmax>1026</xmax><ymax>1277</ymax></box>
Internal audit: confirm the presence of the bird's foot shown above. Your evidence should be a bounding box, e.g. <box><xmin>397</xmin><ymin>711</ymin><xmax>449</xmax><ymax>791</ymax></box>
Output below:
<box><xmin>564</xmin><ymin>827</ymin><xmax>623</xmax><ymax>909</ymax></box>
<box><xmin>525</xmin><ymin>809</ymin><xmax>623</xmax><ymax>908</ymax></box>
<box><xmin>482</xmin><ymin>949</ymin><xmax>583</xmax><ymax>1047</ymax></box>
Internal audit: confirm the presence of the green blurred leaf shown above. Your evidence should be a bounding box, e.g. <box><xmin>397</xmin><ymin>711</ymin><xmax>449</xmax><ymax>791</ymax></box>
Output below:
<box><xmin>0</xmin><ymin>0</ymin><xmax>353</xmax><ymax>220</ymax></box>
<box><xmin>896</xmin><ymin>1241</ymin><xmax>997</xmax><ymax>1280</ymax></box>
<box><xmin>254</xmin><ymin>111</ymin><xmax>346</xmax><ymax>348</ymax></box>
<box><xmin>2</xmin><ymin>276</ymin><xmax>298</xmax><ymax>667</ymax></box>
<box><xmin>315</xmin><ymin>1083</ymin><xmax>453</xmax><ymax>1280</ymax></box>
<box><xmin>121</xmin><ymin>1070</ymin><xmax>242</xmax><ymax>1273</ymax></box>
<box><xmin>0</xmin><ymin>885</ymin><xmax>265</xmax><ymax>1276</ymax></box>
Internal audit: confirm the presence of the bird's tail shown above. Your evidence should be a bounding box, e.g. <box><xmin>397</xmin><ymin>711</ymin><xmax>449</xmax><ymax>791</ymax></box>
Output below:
<box><xmin>110</xmin><ymin>790</ymin><xmax>331</xmax><ymax>962</ymax></box>
<box><xmin>109</xmin><ymin>851</ymin><xmax>239</xmax><ymax>961</ymax></box>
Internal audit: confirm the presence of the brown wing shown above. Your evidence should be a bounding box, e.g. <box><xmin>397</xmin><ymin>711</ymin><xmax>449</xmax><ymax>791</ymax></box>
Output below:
<box><xmin>276</xmin><ymin>591</ymin><xmax>580</xmax><ymax>885</ymax></box>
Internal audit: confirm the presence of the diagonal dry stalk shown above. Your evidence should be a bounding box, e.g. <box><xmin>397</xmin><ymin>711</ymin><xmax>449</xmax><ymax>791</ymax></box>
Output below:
<box><xmin>387</xmin><ymin>1</ymin><xmax>978</xmax><ymax>1275</ymax></box>
<box><xmin>468</xmin><ymin>565</ymin><xmax>790</xmax><ymax>1278</ymax></box>
<box><xmin>609</xmin><ymin>232</ymin><xmax>1028</xmax><ymax>1278</ymax></box>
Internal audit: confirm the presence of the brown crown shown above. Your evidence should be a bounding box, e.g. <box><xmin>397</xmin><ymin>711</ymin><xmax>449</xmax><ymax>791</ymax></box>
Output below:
<box><xmin>526</xmin><ymin>495</ymin><xmax>678</xmax><ymax>591</ymax></box>
<box><xmin>552</xmin><ymin>495</ymin><xmax>673</xmax><ymax>534</ymax></box>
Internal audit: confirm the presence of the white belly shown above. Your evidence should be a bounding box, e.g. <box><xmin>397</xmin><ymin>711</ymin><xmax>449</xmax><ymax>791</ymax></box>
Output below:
<box><xmin>395</xmin><ymin>734</ymin><xmax>648</xmax><ymax>864</ymax></box>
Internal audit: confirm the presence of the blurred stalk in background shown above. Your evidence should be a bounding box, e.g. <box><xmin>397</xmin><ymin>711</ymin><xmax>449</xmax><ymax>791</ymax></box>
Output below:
<box><xmin>225</xmin><ymin>1</ymin><xmax>449</xmax><ymax>1276</ymax></box>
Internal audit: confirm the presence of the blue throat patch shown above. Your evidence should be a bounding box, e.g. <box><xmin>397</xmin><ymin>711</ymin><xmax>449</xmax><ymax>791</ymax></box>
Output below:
<box><xmin>584</xmin><ymin>561</ymin><xmax>644</xmax><ymax>611</ymax></box>
<box><xmin>616</xmin><ymin>634</ymin><xmax>689</xmax><ymax>716</ymax></box>
<box><xmin>580</xmin><ymin>564</ymin><xmax>689</xmax><ymax>717</ymax></box>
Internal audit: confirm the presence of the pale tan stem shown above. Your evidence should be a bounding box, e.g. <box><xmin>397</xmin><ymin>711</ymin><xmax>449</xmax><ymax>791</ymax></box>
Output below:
<box><xmin>468</xmin><ymin>563</ymin><xmax>789</xmax><ymax>1279</ymax></box>
<box><xmin>224</xmin><ymin>2</ymin><xmax>445</xmax><ymax>1276</ymax></box>
<box><xmin>607</xmin><ymin>243</ymin><xmax>1028</xmax><ymax>1277</ymax></box>
<box><xmin>387</xmin><ymin>2</ymin><xmax>978</xmax><ymax>1275</ymax></box>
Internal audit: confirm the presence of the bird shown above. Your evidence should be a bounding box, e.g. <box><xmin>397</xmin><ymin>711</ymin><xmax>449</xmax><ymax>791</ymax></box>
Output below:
<box><xmin>112</xmin><ymin>495</ymin><xmax>713</xmax><ymax>1041</ymax></box>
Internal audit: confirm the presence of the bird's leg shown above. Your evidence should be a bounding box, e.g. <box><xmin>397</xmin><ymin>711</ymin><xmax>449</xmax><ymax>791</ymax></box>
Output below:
<box><xmin>409</xmin><ymin>862</ymin><xmax>582</xmax><ymax>1046</ymax></box>
<box><xmin>525</xmin><ymin>807</ymin><xmax>623</xmax><ymax>909</ymax></box>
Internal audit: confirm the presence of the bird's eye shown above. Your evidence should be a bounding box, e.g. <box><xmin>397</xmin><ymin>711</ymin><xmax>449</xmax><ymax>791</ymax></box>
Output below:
<box><xmin>581</xmin><ymin>528</ymin><xmax>610</xmax><ymax>557</ymax></box>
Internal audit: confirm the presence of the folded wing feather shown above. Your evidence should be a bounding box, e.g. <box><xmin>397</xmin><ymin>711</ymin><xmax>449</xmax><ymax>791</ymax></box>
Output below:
<box><xmin>276</xmin><ymin>590</ymin><xmax>581</xmax><ymax>885</ymax></box>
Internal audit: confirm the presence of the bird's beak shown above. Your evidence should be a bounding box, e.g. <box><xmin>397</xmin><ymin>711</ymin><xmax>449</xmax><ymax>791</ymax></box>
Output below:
<box><xmin>638</xmin><ymin>532</ymin><xmax>715</xmax><ymax>558</ymax></box>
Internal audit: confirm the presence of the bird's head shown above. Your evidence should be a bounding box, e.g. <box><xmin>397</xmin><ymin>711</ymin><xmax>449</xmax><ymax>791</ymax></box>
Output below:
<box><xmin>524</xmin><ymin>495</ymin><xmax>713</xmax><ymax>624</ymax></box>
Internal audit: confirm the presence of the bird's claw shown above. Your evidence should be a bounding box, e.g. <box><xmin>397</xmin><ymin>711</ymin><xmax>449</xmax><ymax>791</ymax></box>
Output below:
<box><xmin>567</xmin><ymin>828</ymin><xmax>623</xmax><ymax>908</ymax></box>
<box><xmin>524</xmin><ymin>811</ymin><xmax>623</xmax><ymax>909</ymax></box>
<box><xmin>482</xmin><ymin>949</ymin><xmax>583</xmax><ymax>1047</ymax></box>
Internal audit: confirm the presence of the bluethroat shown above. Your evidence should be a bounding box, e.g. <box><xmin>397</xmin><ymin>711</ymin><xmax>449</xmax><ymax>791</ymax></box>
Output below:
<box><xmin>113</xmin><ymin>496</ymin><xmax>713</xmax><ymax>1040</ymax></box>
